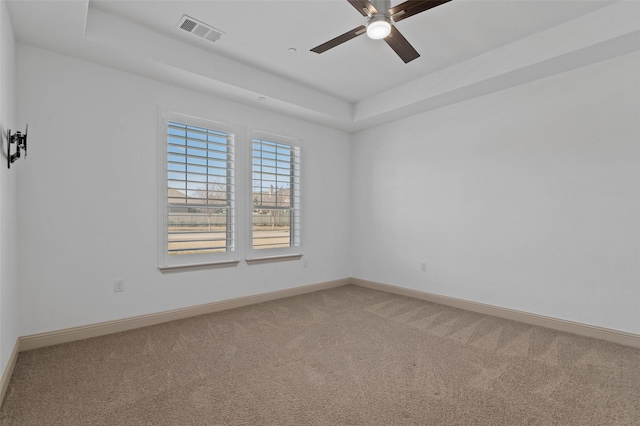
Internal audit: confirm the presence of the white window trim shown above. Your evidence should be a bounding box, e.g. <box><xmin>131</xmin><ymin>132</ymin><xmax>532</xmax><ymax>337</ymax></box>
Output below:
<box><xmin>158</xmin><ymin>110</ymin><xmax>240</xmax><ymax>271</ymax></box>
<box><xmin>245</xmin><ymin>129</ymin><xmax>303</xmax><ymax>262</ymax></box>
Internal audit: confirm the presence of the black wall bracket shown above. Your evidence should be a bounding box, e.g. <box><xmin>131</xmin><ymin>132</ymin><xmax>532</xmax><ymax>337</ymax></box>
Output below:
<box><xmin>7</xmin><ymin>125</ymin><xmax>27</xmax><ymax>169</ymax></box>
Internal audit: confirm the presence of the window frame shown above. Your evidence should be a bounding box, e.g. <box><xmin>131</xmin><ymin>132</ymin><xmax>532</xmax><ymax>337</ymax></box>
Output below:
<box><xmin>158</xmin><ymin>111</ymin><xmax>239</xmax><ymax>270</ymax></box>
<box><xmin>245</xmin><ymin>130</ymin><xmax>303</xmax><ymax>262</ymax></box>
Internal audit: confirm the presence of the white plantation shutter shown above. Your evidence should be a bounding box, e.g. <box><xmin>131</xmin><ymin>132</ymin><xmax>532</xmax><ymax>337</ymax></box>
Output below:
<box><xmin>160</xmin><ymin>113</ymin><xmax>237</xmax><ymax>268</ymax></box>
<box><xmin>251</xmin><ymin>136</ymin><xmax>301</xmax><ymax>251</ymax></box>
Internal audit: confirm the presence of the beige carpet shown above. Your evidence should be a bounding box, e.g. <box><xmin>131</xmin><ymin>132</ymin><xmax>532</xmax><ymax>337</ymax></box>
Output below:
<box><xmin>1</xmin><ymin>285</ymin><xmax>639</xmax><ymax>425</ymax></box>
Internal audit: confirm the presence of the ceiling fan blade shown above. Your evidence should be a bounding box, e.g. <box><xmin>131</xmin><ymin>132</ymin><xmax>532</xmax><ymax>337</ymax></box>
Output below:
<box><xmin>389</xmin><ymin>0</ymin><xmax>452</xmax><ymax>23</ymax></box>
<box><xmin>311</xmin><ymin>26</ymin><xmax>367</xmax><ymax>54</ymax></box>
<box><xmin>384</xmin><ymin>26</ymin><xmax>420</xmax><ymax>63</ymax></box>
<box><xmin>347</xmin><ymin>0</ymin><xmax>378</xmax><ymax>17</ymax></box>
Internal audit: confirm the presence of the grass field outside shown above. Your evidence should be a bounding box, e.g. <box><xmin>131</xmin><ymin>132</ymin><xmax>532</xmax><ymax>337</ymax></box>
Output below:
<box><xmin>168</xmin><ymin>225</ymin><xmax>291</xmax><ymax>254</ymax></box>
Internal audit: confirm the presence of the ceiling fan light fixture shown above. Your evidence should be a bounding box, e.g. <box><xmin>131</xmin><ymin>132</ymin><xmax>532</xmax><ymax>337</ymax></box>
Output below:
<box><xmin>366</xmin><ymin>16</ymin><xmax>391</xmax><ymax>39</ymax></box>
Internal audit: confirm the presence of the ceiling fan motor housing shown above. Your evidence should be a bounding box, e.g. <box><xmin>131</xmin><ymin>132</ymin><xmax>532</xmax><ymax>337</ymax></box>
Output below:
<box><xmin>370</xmin><ymin>0</ymin><xmax>392</xmax><ymax>16</ymax></box>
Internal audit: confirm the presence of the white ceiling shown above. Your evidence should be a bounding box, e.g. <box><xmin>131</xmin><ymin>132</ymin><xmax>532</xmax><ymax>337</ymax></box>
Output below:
<box><xmin>6</xmin><ymin>0</ymin><xmax>640</xmax><ymax>132</ymax></box>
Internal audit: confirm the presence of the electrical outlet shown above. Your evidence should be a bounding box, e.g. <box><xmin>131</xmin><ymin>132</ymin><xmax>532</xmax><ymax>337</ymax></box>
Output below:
<box><xmin>114</xmin><ymin>280</ymin><xmax>124</xmax><ymax>292</ymax></box>
<box><xmin>420</xmin><ymin>262</ymin><xmax>427</xmax><ymax>272</ymax></box>
<box><xmin>303</xmin><ymin>260</ymin><xmax>308</xmax><ymax>268</ymax></box>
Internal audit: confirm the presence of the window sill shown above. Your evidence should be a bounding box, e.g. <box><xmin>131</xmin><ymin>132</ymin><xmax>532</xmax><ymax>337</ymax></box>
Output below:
<box><xmin>245</xmin><ymin>254</ymin><xmax>303</xmax><ymax>265</ymax></box>
<box><xmin>159</xmin><ymin>260</ymin><xmax>240</xmax><ymax>273</ymax></box>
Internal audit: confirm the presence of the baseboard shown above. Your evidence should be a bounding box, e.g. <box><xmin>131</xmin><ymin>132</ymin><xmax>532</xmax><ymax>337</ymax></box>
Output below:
<box><xmin>351</xmin><ymin>278</ymin><xmax>640</xmax><ymax>349</ymax></box>
<box><xmin>18</xmin><ymin>278</ymin><xmax>350</xmax><ymax>352</ymax></box>
<box><xmin>0</xmin><ymin>338</ymin><xmax>20</xmax><ymax>405</ymax></box>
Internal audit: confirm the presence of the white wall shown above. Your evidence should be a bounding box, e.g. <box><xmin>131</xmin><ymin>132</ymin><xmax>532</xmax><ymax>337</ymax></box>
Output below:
<box><xmin>0</xmin><ymin>0</ymin><xmax>19</xmax><ymax>375</ymax></box>
<box><xmin>351</xmin><ymin>51</ymin><xmax>640</xmax><ymax>334</ymax></box>
<box><xmin>12</xmin><ymin>30</ymin><xmax>640</xmax><ymax>340</ymax></box>
<box><xmin>16</xmin><ymin>45</ymin><xmax>351</xmax><ymax>336</ymax></box>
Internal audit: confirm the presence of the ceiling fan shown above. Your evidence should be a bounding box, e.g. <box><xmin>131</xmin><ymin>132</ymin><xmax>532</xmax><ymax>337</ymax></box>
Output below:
<box><xmin>311</xmin><ymin>0</ymin><xmax>451</xmax><ymax>63</ymax></box>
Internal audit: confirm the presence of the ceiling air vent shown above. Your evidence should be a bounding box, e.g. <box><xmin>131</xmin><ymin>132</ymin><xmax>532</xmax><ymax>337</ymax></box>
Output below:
<box><xmin>177</xmin><ymin>15</ymin><xmax>224</xmax><ymax>43</ymax></box>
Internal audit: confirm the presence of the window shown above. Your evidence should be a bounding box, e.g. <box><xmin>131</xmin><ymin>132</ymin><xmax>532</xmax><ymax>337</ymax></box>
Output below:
<box><xmin>158</xmin><ymin>113</ymin><xmax>302</xmax><ymax>269</ymax></box>
<box><xmin>159</xmin><ymin>112</ymin><xmax>237</xmax><ymax>269</ymax></box>
<box><xmin>249</xmin><ymin>133</ymin><xmax>301</xmax><ymax>259</ymax></box>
